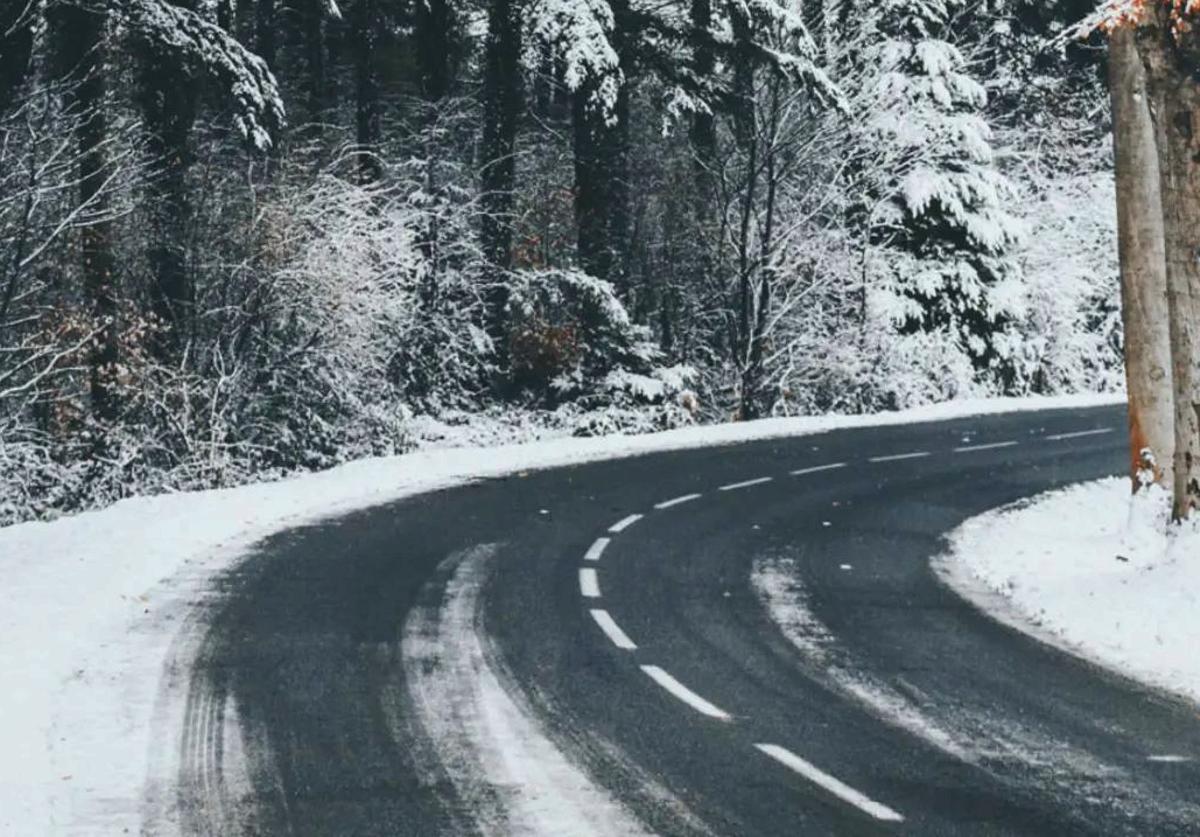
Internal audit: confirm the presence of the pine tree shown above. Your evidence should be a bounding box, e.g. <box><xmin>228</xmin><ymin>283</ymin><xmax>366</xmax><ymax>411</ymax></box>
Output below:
<box><xmin>864</xmin><ymin>0</ymin><xmax>1025</xmax><ymax>381</ymax></box>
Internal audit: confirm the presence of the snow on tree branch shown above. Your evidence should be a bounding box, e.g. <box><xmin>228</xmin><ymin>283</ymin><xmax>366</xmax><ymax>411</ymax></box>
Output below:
<box><xmin>527</xmin><ymin>0</ymin><xmax>622</xmax><ymax>112</ymax></box>
<box><xmin>119</xmin><ymin>0</ymin><xmax>285</xmax><ymax>150</ymax></box>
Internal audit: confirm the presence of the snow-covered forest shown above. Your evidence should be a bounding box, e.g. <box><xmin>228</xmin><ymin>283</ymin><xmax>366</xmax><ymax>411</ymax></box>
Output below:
<box><xmin>0</xmin><ymin>0</ymin><xmax>1121</xmax><ymax>524</ymax></box>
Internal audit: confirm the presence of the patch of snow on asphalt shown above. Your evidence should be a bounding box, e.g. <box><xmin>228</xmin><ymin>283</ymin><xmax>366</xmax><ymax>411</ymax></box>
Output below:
<box><xmin>0</xmin><ymin>392</ymin><xmax>1120</xmax><ymax>833</ymax></box>
<box><xmin>402</xmin><ymin>545</ymin><xmax>653</xmax><ymax>837</ymax></box>
<box><xmin>751</xmin><ymin>555</ymin><xmax>969</xmax><ymax>760</ymax></box>
<box><xmin>939</xmin><ymin>477</ymin><xmax>1200</xmax><ymax>706</ymax></box>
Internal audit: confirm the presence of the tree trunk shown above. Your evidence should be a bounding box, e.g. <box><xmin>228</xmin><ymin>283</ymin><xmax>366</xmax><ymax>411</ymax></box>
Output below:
<box><xmin>55</xmin><ymin>2</ymin><xmax>121</xmax><ymax>422</ymax></box>
<box><xmin>571</xmin><ymin>0</ymin><xmax>632</xmax><ymax>295</ymax></box>
<box><xmin>572</xmin><ymin>80</ymin><xmax>629</xmax><ymax>290</ymax></box>
<box><xmin>1137</xmin><ymin>8</ymin><xmax>1200</xmax><ymax>520</ymax></box>
<box><xmin>481</xmin><ymin>0</ymin><xmax>523</xmax><ymax>339</ymax></box>
<box><xmin>355</xmin><ymin>0</ymin><xmax>381</xmax><ymax>183</ymax></box>
<box><xmin>0</xmin><ymin>0</ymin><xmax>34</xmax><ymax>115</ymax></box>
<box><xmin>415</xmin><ymin>0</ymin><xmax>456</xmax><ymax>103</ymax></box>
<box><xmin>303</xmin><ymin>0</ymin><xmax>329</xmax><ymax>124</ymax></box>
<box><xmin>1108</xmin><ymin>26</ymin><xmax>1174</xmax><ymax>491</ymax></box>
<box><xmin>255</xmin><ymin>0</ymin><xmax>277</xmax><ymax>70</ymax></box>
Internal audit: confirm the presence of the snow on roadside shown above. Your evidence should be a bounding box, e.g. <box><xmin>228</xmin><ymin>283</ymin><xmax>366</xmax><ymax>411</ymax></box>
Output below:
<box><xmin>939</xmin><ymin>477</ymin><xmax>1200</xmax><ymax>707</ymax></box>
<box><xmin>0</xmin><ymin>392</ymin><xmax>1120</xmax><ymax>834</ymax></box>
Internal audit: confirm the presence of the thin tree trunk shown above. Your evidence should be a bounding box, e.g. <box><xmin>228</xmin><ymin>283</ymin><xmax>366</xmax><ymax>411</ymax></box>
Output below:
<box><xmin>1137</xmin><ymin>8</ymin><xmax>1200</xmax><ymax>520</ymax></box>
<box><xmin>1108</xmin><ymin>26</ymin><xmax>1174</xmax><ymax>491</ymax></box>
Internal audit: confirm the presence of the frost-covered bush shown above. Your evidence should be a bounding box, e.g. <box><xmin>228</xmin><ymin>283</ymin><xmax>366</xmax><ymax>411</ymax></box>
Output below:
<box><xmin>505</xmin><ymin>268</ymin><xmax>696</xmax><ymax>431</ymax></box>
<box><xmin>241</xmin><ymin>163</ymin><xmax>491</xmax><ymax>463</ymax></box>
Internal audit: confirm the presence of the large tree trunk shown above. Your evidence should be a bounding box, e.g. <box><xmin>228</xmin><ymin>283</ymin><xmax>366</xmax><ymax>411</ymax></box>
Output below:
<box><xmin>1108</xmin><ymin>26</ymin><xmax>1174</xmax><ymax>491</ymax></box>
<box><xmin>255</xmin><ymin>0</ymin><xmax>278</xmax><ymax>70</ymax></box>
<box><xmin>571</xmin><ymin>0</ymin><xmax>632</xmax><ymax>295</ymax></box>
<box><xmin>137</xmin><ymin>1</ymin><xmax>199</xmax><ymax>359</ymax></box>
<box><xmin>0</xmin><ymin>0</ymin><xmax>34</xmax><ymax>115</ymax></box>
<box><xmin>1137</xmin><ymin>7</ymin><xmax>1200</xmax><ymax>520</ymax></box>
<box><xmin>54</xmin><ymin>2</ymin><xmax>121</xmax><ymax>423</ymax></box>
<box><xmin>415</xmin><ymin>0</ymin><xmax>456</xmax><ymax>103</ymax></box>
<box><xmin>481</xmin><ymin>0</ymin><xmax>523</xmax><ymax>340</ymax></box>
<box><xmin>354</xmin><ymin>0</ymin><xmax>381</xmax><ymax>183</ymax></box>
<box><xmin>572</xmin><ymin>79</ymin><xmax>630</xmax><ymax>291</ymax></box>
<box><xmin>303</xmin><ymin>0</ymin><xmax>330</xmax><ymax>124</ymax></box>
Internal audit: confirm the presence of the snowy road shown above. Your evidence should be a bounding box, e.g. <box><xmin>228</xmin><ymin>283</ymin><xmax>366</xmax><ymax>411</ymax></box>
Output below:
<box><xmin>159</xmin><ymin>403</ymin><xmax>1200</xmax><ymax>835</ymax></box>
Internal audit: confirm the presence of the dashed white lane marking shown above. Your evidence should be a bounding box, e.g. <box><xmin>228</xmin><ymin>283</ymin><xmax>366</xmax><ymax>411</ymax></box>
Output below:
<box><xmin>1045</xmin><ymin>427</ymin><xmax>1114</xmax><ymax>441</ymax></box>
<box><xmin>718</xmin><ymin>476</ymin><xmax>773</xmax><ymax>492</ymax></box>
<box><xmin>790</xmin><ymin>462</ymin><xmax>847</xmax><ymax>476</ymax></box>
<box><xmin>654</xmin><ymin>493</ymin><xmax>703</xmax><ymax>510</ymax></box>
<box><xmin>868</xmin><ymin>451</ymin><xmax>931</xmax><ymax>463</ymax></box>
<box><xmin>609</xmin><ymin>514</ymin><xmax>643</xmax><ymax>533</ymax></box>
<box><xmin>579</xmin><ymin>568</ymin><xmax>601</xmax><ymax>598</ymax></box>
<box><xmin>754</xmin><ymin>743</ymin><xmax>905</xmax><ymax>823</ymax></box>
<box><xmin>954</xmin><ymin>440</ymin><xmax>1018</xmax><ymax>453</ymax></box>
<box><xmin>1147</xmin><ymin>754</ymin><xmax>1192</xmax><ymax>763</ymax></box>
<box><xmin>584</xmin><ymin>537</ymin><xmax>611</xmax><ymax>563</ymax></box>
<box><xmin>640</xmin><ymin>666</ymin><xmax>731</xmax><ymax>720</ymax></box>
<box><xmin>590</xmin><ymin>609</ymin><xmax>638</xmax><ymax>650</ymax></box>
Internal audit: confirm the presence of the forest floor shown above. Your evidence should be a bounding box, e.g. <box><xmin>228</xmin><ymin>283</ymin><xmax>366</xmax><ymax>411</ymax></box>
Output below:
<box><xmin>941</xmin><ymin>478</ymin><xmax>1200</xmax><ymax>707</ymax></box>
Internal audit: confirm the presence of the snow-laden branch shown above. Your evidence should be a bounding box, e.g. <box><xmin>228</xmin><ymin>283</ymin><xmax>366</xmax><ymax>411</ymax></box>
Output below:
<box><xmin>119</xmin><ymin>0</ymin><xmax>285</xmax><ymax>150</ymax></box>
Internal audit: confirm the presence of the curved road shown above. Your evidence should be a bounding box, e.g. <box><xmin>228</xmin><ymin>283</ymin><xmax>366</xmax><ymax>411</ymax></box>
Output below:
<box><xmin>164</xmin><ymin>403</ymin><xmax>1200</xmax><ymax>836</ymax></box>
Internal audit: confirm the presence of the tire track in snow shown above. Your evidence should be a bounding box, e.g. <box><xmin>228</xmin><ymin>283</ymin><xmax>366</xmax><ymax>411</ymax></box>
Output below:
<box><xmin>753</xmin><ymin>553</ymin><xmax>1200</xmax><ymax>829</ymax></box>
<box><xmin>401</xmin><ymin>545</ymin><xmax>656</xmax><ymax>837</ymax></box>
<box><xmin>751</xmin><ymin>554</ymin><xmax>970</xmax><ymax>761</ymax></box>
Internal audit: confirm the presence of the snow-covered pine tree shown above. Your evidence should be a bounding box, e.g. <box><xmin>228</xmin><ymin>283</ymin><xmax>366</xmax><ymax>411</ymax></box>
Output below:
<box><xmin>864</xmin><ymin>0</ymin><xmax>1025</xmax><ymax>384</ymax></box>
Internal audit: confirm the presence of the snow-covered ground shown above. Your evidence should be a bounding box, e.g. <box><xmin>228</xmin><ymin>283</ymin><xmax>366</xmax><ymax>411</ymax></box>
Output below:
<box><xmin>940</xmin><ymin>478</ymin><xmax>1200</xmax><ymax>707</ymax></box>
<box><xmin>0</xmin><ymin>392</ymin><xmax>1120</xmax><ymax>834</ymax></box>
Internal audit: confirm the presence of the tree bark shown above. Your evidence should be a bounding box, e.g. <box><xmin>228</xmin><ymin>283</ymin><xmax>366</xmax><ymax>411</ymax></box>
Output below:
<box><xmin>0</xmin><ymin>0</ymin><xmax>34</xmax><ymax>115</ymax></box>
<box><xmin>354</xmin><ymin>0</ymin><xmax>381</xmax><ymax>183</ymax></box>
<box><xmin>415</xmin><ymin>0</ymin><xmax>456</xmax><ymax>103</ymax></box>
<box><xmin>255</xmin><ymin>0</ymin><xmax>277</xmax><ymax>71</ymax></box>
<box><xmin>137</xmin><ymin>0</ymin><xmax>199</xmax><ymax>359</ymax></box>
<box><xmin>572</xmin><ymin>78</ymin><xmax>630</xmax><ymax>291</ymax></box>
<box><xmin>1108</xmin><ymin>26</ymin><xmax>1174</xmax><ymax>491</ymax></box>
<box><xmin>55</xmin><ymin>2</ymin><xmax>121</xmax><ymax>422</ymax></box>
<box><xmin>571</xmin><ymin>0</ymin><xmax>632</xmax><ymax>295</ymax></box>
<box><xmin>1136</xmin><ymin>7</ymin><xmax>1200</xmax><ymax>520</ymax></box>
<box><xmin>481</xmin><ymin>0</ymin><xmax>523</xmax><ymax>339</ymax></box>
<box><xmin>303</xmin><ymin>0</ymin><xmax>329</xmax><ymax>124</ymax></box>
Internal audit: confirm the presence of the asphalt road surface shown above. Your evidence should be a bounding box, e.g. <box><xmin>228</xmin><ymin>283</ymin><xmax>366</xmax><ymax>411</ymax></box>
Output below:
<box><xmin>165</xmin><ymin>403</ymin><xmax>1200</xmax><ymax>836</ymax></box>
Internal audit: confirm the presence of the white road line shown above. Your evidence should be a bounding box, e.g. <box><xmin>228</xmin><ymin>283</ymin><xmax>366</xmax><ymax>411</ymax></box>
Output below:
<box><xmin>654</xmin><ymin>493</ymin><xmax>703</xmax><ymax>509</ymax></box>
<box><xmin>639</xmin><ymin>665</ymin><xmax>731</xmax><ymax>720</ymax></box>
<box><xmin>584</xmin><ymin>537</ymin><xmax>611</xmax><ymax>563</ymax></box>
<box><xmin>1045</xmin><ymin>427</ymin><xmax>1114</xmax><ymax>441</ymax></box>
<box><xmin>868</xmin><ymin>451</ymin><xmax>930</xmax><ymax>463</ymax></box>
<box><xmin>579</xmin><ymin>568</ymin><xmax>601</xmax><ymax>598</ymax></box>
<box><xmin>1147</xmin><ymin>754</ymin><xmax>1192</xmax><ymax>763</ymax></box>
<box><xmin>589</xmin><ymin>609</ymin><xmax>638</xmax><ymax>650</ymax></box>
<box><xmin>790</xmin><ymin>462</ymin><xmax>847</xmax><ymax>476</ymax></box>
<box><xmin>754</xmin><ymin>743</ymin><xmax>905</xmax><ymax>823</ymax></box>
<box><xmin>954</xmin><ymin>440</ymin><xmax>1018</xmax><ymax>453</ymax></box>
<box><xmin>718</xmin><ymin>476</ymin><xmax>774</xmax><ymax>492</ymax></box>
<box><xmin>609</xmin><ymin>514</ymin><xmax>643</xmax><ymax>533</ymax></box>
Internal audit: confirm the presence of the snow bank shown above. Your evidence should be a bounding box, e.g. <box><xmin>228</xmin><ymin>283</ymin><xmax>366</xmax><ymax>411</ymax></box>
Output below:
<box><xmin>940</xmin><ymin>478</ymin><xmax>1200</xmax><ymax>707</ymax></box>
<box><xmin>0</xmin><ymin>392</ymin><xmax>1120</xmax><ymax>834</ymax></box>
